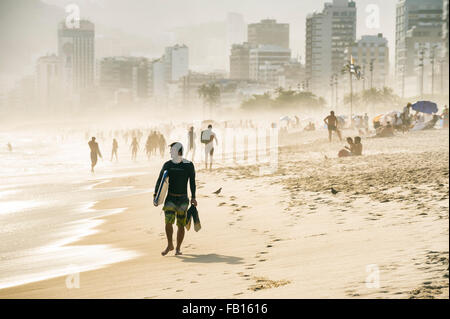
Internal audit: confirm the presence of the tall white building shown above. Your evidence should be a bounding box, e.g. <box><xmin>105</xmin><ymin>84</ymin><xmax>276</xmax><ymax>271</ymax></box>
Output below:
<box><xmin>249</xmin><ymin>45</ymin><xmax>291</xmax><ymax>86</ymax></box>
<box><xmin>395</xmin><ymin>0</ymin><xmax>444</xmax><ymax>96</ymax></box>
<box><xmin>164</xmin><ymin>44</ymin><xmax>189</xmax><ymax>83</ymax></box>
<box><xmin>305</xmin><ymin>0</ymin><xmax>357</xmax><ymax>95</ymax></box>
<box><xmin>349</xmin><ymin>34</ymin><xmax>390</xmax><ymax>89</ymax></box>
<box><xmin>152</xmin><ymin>58</ymin><xmax>167</xmax><ymax>99</ymax></box>
<box><xmin>57</xmin><ymin>19</ymin><xmax>95</xmax><ymax>106</ymax></box>
<box><xmin>36</xmin><ymin>54</ymin><xmax>63</xmax><ymax>111</ymax></box>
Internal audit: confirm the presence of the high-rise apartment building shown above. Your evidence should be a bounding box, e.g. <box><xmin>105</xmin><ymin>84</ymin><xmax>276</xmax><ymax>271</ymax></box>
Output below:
<box><xmin>58</xmin><ymin>20</ymin><xmax>95</xmax><ymax>93</ymax></box>
<box><xmin>230</xmin><ymin>42</ymin><xmax>254</xmax><ymax>80</ymax></box>
<box><xmin>164</xmin><ymin>44</ymin><xmax>189</xmax><ymax>83</ymax></box>
<box><xmin>36</xmin><ymin>54</ymin><xmax>63</xmax><ymax>111</ymax></box>
<box><xmin>249</xmin><ymin>45</ymin><xmax>291</xmax><ymax>85</ymax></box>
<box><xmin>395</xmin><ymin>0</ymin><xmax>443</xmax><ymax>95</ymax></box>
<box><xmin>305</xmin><ymin>0</ymin><xmax>357</xmax><ymax>94</ymax></box>
<box><xmin>248</xmin><ymin>19</ymin><xmax>289</xmax><ymax>49</ymax></box>
<box><xmin>349</xmin><ymin>34</ymin><xmax>389</xmax><ymax>89</ymax></box>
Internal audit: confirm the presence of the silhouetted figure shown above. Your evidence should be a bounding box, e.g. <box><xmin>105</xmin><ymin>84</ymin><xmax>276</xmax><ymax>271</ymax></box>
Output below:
<box><xmin>130</xmin><ymin>137</ymin><xmax>139</xmax><ymax>161</ymax></box>
<box><xmin>158</xmin><ymin>133</ymin><xmax>166</xmax><ymax>158</ymax></box>
<box><xmin>145</xmin><ymin>135</ymin><xmax>152</xmax><ymax>159</ymax></box>
<box><xmin>7</xmin><ymin>143</ymin><xmax>12</xmax><ymax>152</ymax></box>
<box><xmin>186</xmin><ymin>126</ymin><xmax>196</xmax><ymax>162</ymax></box>
<box><xmin>88</xmin><ymin>137</ymin><xmax>102</xmax><ymax>173</ymax></box>
<box><xmin>324</xmin><ymin>111</ymin><xmax>342</xmax><ymax>142</ymax></box>
<box><xmin>111</xmin><ymin>138</ymin><xmax>118</xmax><ymax>162</ymax></box>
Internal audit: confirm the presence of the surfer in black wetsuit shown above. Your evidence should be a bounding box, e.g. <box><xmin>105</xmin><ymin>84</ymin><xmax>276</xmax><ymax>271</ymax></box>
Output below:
<box><xmin>154</xmin><ymin>142</ymin><xmax>197</xmax><ymax>256</ymax></box>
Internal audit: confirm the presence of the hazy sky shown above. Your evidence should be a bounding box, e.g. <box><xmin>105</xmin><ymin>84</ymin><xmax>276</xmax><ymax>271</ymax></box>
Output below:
<box><xmin>42</xmin><ymin>0</ymin><xmax>397</xmax><ymax>61</ymax></box>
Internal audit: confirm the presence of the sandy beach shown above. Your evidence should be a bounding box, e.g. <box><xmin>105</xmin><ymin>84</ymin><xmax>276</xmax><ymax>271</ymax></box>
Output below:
<box><xmin>0</xmin><ymin>128</ymin><xmax>448</xmax><ymax>299</ymax></box>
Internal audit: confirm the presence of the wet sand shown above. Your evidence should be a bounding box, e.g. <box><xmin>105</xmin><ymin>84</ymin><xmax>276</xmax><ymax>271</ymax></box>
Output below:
<box><xmin>0</xmin><ymin>129</ymin><xmax>448</xmax><ymax>298</ymax></box>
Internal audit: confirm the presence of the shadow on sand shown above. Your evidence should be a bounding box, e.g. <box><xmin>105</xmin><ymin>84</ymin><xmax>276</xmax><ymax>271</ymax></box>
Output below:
<box><xmin>175</xmin><ymin>253</ymin><xmax>244</xmax><ymax>265</ymax></box>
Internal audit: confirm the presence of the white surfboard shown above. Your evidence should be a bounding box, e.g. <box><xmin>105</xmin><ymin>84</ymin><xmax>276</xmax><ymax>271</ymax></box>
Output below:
<box><xmin>154</xmin><ymin>170</ymin><xmax>168</xmax><ymax>207</ymax></box>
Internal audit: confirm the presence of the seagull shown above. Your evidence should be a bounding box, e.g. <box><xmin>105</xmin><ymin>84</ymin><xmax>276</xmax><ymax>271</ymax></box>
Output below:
<box><xmin>331</xmin><ymin>188</ymin><xmax>339</xmax><ymax>195</ymax></box>
<box><xmin>213</xmin><ymin>188</ymin><xmax>222</xmax><ymax>195</ymax></box>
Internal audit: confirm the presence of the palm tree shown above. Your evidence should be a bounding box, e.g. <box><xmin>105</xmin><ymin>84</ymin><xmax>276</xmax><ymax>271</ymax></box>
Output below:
<box><xmin>342</xmin><ymin>60</ymin><xmax>361</xmax><ymax>122</ymax></box>
<box><xmin>198</xmin><ymin>83</ymin><xmax>221</xmax><ymax>118</ymax></box>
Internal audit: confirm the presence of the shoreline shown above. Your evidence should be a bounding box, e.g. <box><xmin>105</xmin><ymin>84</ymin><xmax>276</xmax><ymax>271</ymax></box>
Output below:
<box><xmin>0</xmin><ymin>129</ymin><xmax>448</xmax><ymax>299</ymax></box>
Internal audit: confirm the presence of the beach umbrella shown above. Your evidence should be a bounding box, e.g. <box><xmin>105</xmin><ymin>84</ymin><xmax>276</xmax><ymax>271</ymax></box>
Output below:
<box><xmin>411</xmin><ymin>101</ymin><xmax>438</xmax><ymax>114</ymax></box>
<box><xmin>373</xmin><ymin>114</ymin><xmax>384</xmax><ymax>123</ymax></box>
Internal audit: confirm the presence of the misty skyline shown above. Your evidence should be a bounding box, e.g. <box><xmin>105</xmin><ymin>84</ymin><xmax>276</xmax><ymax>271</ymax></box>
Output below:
<box><xmin>2</xmin><ymin>0</ymin><xmax>396</xmax><ymax>81</ymax></box>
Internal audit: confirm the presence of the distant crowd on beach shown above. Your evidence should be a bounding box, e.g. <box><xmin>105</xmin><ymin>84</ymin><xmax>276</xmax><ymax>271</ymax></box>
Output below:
<box><xmin>321</xmin><ymin>102</ymin><xmax>449</xmax><ymax>158</ymax></box>
<box><xmin>82</xmin><ymin>102</ymin><xmax>449</xmax><ymax>172</ymax></box>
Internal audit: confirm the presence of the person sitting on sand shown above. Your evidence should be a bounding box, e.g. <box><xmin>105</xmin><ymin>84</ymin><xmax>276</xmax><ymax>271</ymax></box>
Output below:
<box><xmin>338</xmin><ymin>137</ymin><xmax>355</xmax><ymax>158</ymax></box>
<box><xmin>375</xmin><ymin>121</ymin><xmax>395</xmax><ymax>138</ymax></box>
<box><xmin>393</xmin><ymin>114</ymin><xmax>403</xmax><ymax>131</ymax></box>
<box><xmin>353</xmin><ymin>136</ymin><xmax>363</xmax><ymax>156</ymax></box>
<box><xmin>154</xmin><ymin>142</ymin><xmax>197</xmax><ymax>256</ymax></box>
<box><xmin>423</xmin><ymin>114</ymin><xmax>440</xmax><ymax>130</ymax></box>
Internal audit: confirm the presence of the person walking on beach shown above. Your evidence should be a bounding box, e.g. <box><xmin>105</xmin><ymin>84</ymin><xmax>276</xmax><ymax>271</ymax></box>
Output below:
<box><xmin>158</xmin><ymin>133</ymin><xmax>166</xmax><ymax>158</ymax></box>
<box><xmin>130</xmin><ymin>137</ymin><xmax>139</xmax><ymax>161</ymax></box>
<box><xmin>364</xmin><ymin>113</ymin><xmax>369</xmax><ymax>134</ymax></box>
<box><xmin>88</xmin><ymin>137</ymin><xmax>102</xmax><ymax>173</ymax></box>
<box><xmin>186</xmin><ymin>126</ymin><xmax>196</xmax><ymax>162</ymax></box>
<box><xmin>154</xmin><ymin>142</ymin><xmax>197</xmax><ymax>256</ymax></box>
<box><xmin>111</xmin><ymin>138</ymin><xmax>118</xmax><ymax>162</ymax></box>
<box><xmin>401</xmin><ymin>103</ymin><xmax>412</xmax><ymax>132</ymax></box>
<box><xmin>145</xmin><ymin>134</ymin><xmax>152</xmax><ymax>159</ymax></box>
<box><xmin>202</xmin><ymin>124</ymin><xmax>218</xmax><ymax>170</ymax></box>
<box><xmin>7</xmin><ymin>142</ymin><xmax>12</xmax><ymax>152</ymax></box>
<box><xmin>324</xmin><ymin>111</ymin><xmax>342</xmax><ymax>142</ymax></box>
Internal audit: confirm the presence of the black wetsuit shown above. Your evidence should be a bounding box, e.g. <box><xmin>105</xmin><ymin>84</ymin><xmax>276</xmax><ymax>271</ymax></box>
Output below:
<box><xmin>155</xmin><ymin>160</ymin><xmax>196</xmax><ymax>208</ymax></box>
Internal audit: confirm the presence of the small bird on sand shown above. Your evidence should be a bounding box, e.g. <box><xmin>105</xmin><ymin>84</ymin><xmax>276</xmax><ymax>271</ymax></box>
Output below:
<box><xmin>331</xmin><ymin>188</ymin><xmax>339</xmax><ymax>195</ymax></box>
<box><xmin>213</xmin><ymin>188</ymin><xmax>222</xmax><ymax>195</ymax></box>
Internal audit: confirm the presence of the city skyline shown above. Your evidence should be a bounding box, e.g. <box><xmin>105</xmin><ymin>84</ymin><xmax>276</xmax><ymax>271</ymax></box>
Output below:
<box><xmin>2</xmin><ymin>0</ymin><xmax>398</xmax><ymax>79</ymax></box>
<box><xmin>1</xmin><ymin>0</ymin><xmax>448</xmax><ymax>115</ymax></box>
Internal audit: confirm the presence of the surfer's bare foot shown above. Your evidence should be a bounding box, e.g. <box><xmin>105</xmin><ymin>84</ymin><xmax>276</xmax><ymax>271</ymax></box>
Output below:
<box><xmin>161</xmin><ymin>245</ymin><xmax>174</xmax><ymax>256</ymax></box>
<box><xmin>175</xmin><ymin>249</ymin><xmax>182</xmax><ymax>256</ymax></box>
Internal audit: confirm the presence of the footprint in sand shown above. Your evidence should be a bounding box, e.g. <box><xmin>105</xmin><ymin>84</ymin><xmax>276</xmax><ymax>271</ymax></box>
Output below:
<box><xmin>230</xmin><ymin>196</ymin><xmax>237</xmax><ymax>201</ymax></box>
<box><xmin>218</xmin><ymin>202</ymin><xmax>227</xmax><ymax>207</ymax></box>
<box><xmin>233</xmin><ymin>292</ymin><xmax>244</xmax><ymax>296</ymax></box>
<box><xmin>190</xmin><ymin>281</ymin><xmax>198</xmax><ymax>283</ymax></box>
<box><xmin>176</xmin><ymin>290</ymin><xmax>183</xmax><ymax>292</ymax></box>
